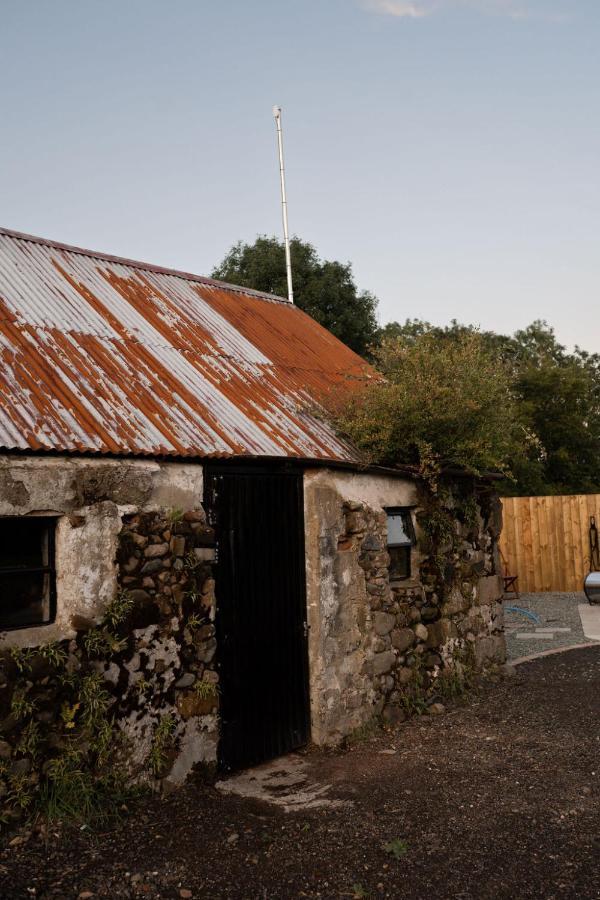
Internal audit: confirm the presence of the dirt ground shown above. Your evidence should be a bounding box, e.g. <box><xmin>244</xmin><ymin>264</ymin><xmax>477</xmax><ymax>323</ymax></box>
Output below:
<box><xmin>2</xmin><ymin>646</ymin><xmax>600</xmax><ymax>900</ymax></box>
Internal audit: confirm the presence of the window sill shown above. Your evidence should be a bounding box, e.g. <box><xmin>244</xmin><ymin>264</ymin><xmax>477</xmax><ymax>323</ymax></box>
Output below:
<box><xmin>390</xmin><ymin>578</ymin><xmax>422</xmax><ymax>590</ymax></box>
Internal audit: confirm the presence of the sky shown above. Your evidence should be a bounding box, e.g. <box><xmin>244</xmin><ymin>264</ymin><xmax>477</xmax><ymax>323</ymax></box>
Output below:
<box><xmin>1</xmin><ymin>0</ymin><xmax>599</xmax><ymax>350</ymax></box>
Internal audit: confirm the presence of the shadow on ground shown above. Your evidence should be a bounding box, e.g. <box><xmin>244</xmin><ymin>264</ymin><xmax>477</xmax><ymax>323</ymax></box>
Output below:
<box><xmin>2</xmin><ymin>646</ymin><xmax>600</xmax><ymax>899</ymax></box>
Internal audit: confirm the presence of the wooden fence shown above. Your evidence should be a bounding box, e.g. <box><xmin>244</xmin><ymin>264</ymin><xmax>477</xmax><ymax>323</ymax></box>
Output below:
<box><xmin>499</xmin><ymin>494</ymin><xmax>600</xmax><ymax>593</ymax></box>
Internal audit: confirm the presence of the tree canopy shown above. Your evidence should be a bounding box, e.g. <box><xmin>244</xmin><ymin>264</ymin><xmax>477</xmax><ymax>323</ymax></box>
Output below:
<box><xmin>327</xmin><ymin>330</ymin><xmax>523</xmax><ymax>486</ymax></box>
<box><xmin>212</xmin><ymin>236</ymin><xmax>379</xmax><ymax>356</ymax></box>
<box><xmin>369</xmin><ymin>319</ymin><xmax>600</xmax><ymax>496</ymax></box>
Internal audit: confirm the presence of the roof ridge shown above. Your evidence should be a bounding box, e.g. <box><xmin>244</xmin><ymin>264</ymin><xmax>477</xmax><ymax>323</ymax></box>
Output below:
<box><xmin>0</xmin><ymin>226</ymin><xmax>292</xmax><ymax>307</ymax></box>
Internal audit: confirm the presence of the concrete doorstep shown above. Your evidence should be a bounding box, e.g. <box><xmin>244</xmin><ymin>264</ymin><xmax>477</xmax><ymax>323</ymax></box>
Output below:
<box><xmin>216</xmin><ymin>754</ymin><xmax>353</xmax><ymax>813</ymax></box>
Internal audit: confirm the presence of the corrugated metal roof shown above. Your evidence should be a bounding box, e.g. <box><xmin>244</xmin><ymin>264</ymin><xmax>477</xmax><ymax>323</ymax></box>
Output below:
<box><xmin>0</xmin><ymin>227</ymin><xmax>370</xmax><ymax>462</ymax></box>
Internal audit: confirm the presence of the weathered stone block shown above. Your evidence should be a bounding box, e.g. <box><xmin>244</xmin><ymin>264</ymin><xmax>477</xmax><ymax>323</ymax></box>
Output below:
<box><xmin>194</xmin><ymin>547</ymin><xmax>216</xmax><ymax>563</ymax></box>
<box><xmin>170</xmin><ymin>535</ymin><xmax>186</xmax><ymax>557</ymax></box>
<box><xmin>477</xmin><ymin>575</ymin><xmax>503</xmax><ymax>606</ymax></box>
<box><xmin>397</xmin><ymin>667</ymin><xmax>413</xmax><ymax>685</ymax></box>
<box><xmin>426</xmin><ymin>619</ymin><xmax>457</xmax><ymax>648</ymax></box>
<box><xmin>373</xmin><ymin>611</ymin><xmax>396</xmax><ymax>636</ymax></box>
<box><xmin>345</xmin><ymin>511</ymin><xmax>366</xmax><ymax>533</ymax></box>
<box><xmin>197</xmin><ymin>638</ymin><xmax>217</xmax><ymax>663</ymax></box>
<box><xmin>127</xmin><ymin>589</ymin><xmax>152</xmax><ymax>605</ymax></box>
<box><xmin>140</xmin><ymin>558</ymin><xmax>164</xmax><ymax>575</ymax></box>
<box><xmin>413</xmin><ymin>623</ymin><xmax>428</xmax><ymax>642</ymax></box>
<box><xmin>474</xmin><ymin>634</ymin><xmax>506</xmax><ymax>667</ymax></box>
<box><xmin>183</xmin><ymin>509</ymin><xmax>206</xmax><ymax>523</ymax></box>
<box><xmin>361</xmin><ymin>533</ymin><xmax>383</xmax><ymax>552</ymax></box>
<box><xmin>176</xmin><ymin>690</ymin><xmax>217</xmax><ymax>719</ymax></box>
<box><xmin>144</xmin><ymin>542</ymin><xmax>169</xmax><ymax>558</ymax></box>
<box><xmin>441</xmin><ymin>588</ymin><xmax>471</xmax><ymax>617</ymax></box>
<box><xmin>391</xmin><ymin>628</ymin><xmax>415</xmax><ymax>652</ymax></box>
<box><xmin>373</xmin><ymin>650</ymin><xmax>395</xmax><ymax>675</ymax></box>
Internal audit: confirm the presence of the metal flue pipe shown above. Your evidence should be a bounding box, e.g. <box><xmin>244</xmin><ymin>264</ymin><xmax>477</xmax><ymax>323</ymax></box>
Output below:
<box><xmin>273</xmin><ymin>105</ymin><xmax>294</xmax><ymax>304</ymax></box>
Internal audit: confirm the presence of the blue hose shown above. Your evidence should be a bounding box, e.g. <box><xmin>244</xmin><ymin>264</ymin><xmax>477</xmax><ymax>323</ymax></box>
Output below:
<box><xmin>505</xmin><ymin>606</ymin><xmax>542</xmax><ymax>625</ymax></box>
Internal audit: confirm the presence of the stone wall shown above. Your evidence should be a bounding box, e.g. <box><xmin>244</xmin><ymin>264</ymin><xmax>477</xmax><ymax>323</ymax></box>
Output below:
<box><xmin>304</xmin><ymin>468</ymin><xmax>505</xmax><ymax>744</ymax></box>
<box><xmin>112</xmin><ymin>508</ymin><xmax>218</xmax><ymax>785</ymax></box>
<box><xmin>0</xmin><ymin>456</ymin><xmax>217</xmax><ymax>824</ymax></box>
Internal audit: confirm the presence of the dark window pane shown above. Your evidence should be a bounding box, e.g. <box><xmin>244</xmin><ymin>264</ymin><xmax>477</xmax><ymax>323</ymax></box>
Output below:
<box><xmin>389</xmin><ymin>545</ymin><xmax>411</xmax><ymax>580</ymax></box>
<box><xmin>0</xmin><ymin>517</ymin><xmax>56</xmax><ymax>629</ymax></box>
<box><xmin>0</xmin><ymin>518</ymin><xmax>49</xmax><ymax>569</ymax></box>
<box><xmin>0</xmin><ymin>571</ymin><xmax>52</xmax><ymax>628</ymax></box>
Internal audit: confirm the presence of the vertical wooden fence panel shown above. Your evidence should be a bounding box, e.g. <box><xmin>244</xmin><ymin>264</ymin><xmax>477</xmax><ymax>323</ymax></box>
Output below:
<box><xmin>500</xmin><ymin>494</ymin><xmax>600</xmax><ymax>593</ymax></box>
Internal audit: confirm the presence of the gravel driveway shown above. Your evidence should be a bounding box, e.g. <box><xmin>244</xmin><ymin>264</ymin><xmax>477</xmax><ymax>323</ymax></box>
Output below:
<box><xmin>2</xmin><ymin>646</ymin><xmax>600</xmax><ymax>899</ymax></box>
<box><xmin>504</xmin><ymin>591</ymin><xmax>597</xmax><ymax>660</ymax></box>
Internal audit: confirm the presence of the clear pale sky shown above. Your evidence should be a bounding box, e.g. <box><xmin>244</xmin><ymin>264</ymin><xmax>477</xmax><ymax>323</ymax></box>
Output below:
<box><xmin>1</xmin><ymin>0</ymin><xmax>598</xmax><ymax>350</ymax></box>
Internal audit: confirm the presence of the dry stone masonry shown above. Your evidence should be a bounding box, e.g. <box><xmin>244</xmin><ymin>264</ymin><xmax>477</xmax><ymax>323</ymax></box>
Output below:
<box><xmin>112</xmin><ymin>508</ymin><xmax>219</xmax><ymax>784</ymax></box>
<box><xmin>304</xmin><ymin>469</ymin><xmax>506</xmax><ymax>743</ymax></box>
<box><xmin>0</xmin><ymin>502</ymin><xmax>219</xmax><ymax>824</ymax></box>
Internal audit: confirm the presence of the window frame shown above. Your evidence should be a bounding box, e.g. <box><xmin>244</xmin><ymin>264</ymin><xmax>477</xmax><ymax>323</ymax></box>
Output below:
<box><xmin>0</xmin><ymin>516</ymin><xmax>57</xmax><ymax>632</ymax></box>
<box><xmin>385</xmin><ymin>507</ymin><xmax>416</xmax><ymax>582</ymax></box>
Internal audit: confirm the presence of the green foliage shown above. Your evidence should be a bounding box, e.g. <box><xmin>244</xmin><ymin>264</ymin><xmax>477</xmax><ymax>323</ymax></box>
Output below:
<box><xmin>77</xmin><ymin>672</ymin><xmax>112</xmax><ymax>731</ymax></box>
<box><xmin>38</xmin><ymin>641</ymin><xmax>68</xmax><ymax>669</ymax></box>
<box><xmin>383</xmin><ymin>838</ymin><xmax>409</xmax><ymax>859</ymax></box>
<box><xmin>83</xmin><ymin>628</ymin><xmax>113</xmax><ymax>657</ymax></box>
<box><xmin>192</xmin><ymin>679</ymin><xmax>218</xmax><ymax>699</ymax></box>
<box><xmin>38</xmin><ymin>747</ymin><xmax>129</xmax><ymax>827</ymax></box>
<box><xmin>167</xmin><ymin>507</ymin><xmax>184</xmax><ymax>524</ymax></box>
<box><xmin>212</xmin><ymin>236</ymin><xmax>379</xmax><ymax>356</ymax></box>
<box><xmin>0</xmin><ymin>590</ymin><xmax>144</xmax><ymax>829</ymax></box>
<box><xmin>435</xmin><ymin>646</ymin><xmax>476</xmax><ymax>701</ymax></box>
<box><xmin>149</xmin><ymin>714</ymin><xmax>177</xmax><ymax>777</ymax></box>
<box><xmin>10</xmin><ymin>688</ymin><xmax>37</xmax><ymax>721</ymax></box>
<box><xmin>329</xmin><ymin>330</ymin><xmax>521</xmax><ymax>483</ymax></box>
<box><xmin>418</xmin><ymin>502</ymin><xmax>457</xmax><ymax>573</ymax></box>
<box><xmin>10</xmin><ymin>646</ymin><xmax>35</xmax><ymax>675</ymax></box>
<box><xmin>352</xmin><ymin>884</ymin><xmax>370</xmax><ymax>898</ymax></box>
<box><xmin>374</xmin><ymin>318</ymin><xmax>600</xmax><ymax>496</ymax></box>
<box><xmin>16</xmin><ymin>720</ymin><xmax>41</xmax><ymax>759</ymax></box>
<box><xmin>398</xmin><ymin>654</ymin><xmax>429</xmax><ymax>716</ymax></box>
<box><xmin>3</xmin><ymin>772</ymin><xmax>34</xmax><ymax>816</ymax></box>
<box><xmin>102</xmin><ymin>590</ymin><xmax>134</xmax><ymax>630</ymax></box>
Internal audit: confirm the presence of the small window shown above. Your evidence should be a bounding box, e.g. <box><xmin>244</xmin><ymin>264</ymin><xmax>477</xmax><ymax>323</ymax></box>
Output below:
<box><xmin>386</xmin><ymin>508</ymin><xmax>416</xmax><ymax>581</ymax></box>
<box><xmin>0</xmin><ymin>517</ymin><xmax>56</xmax><ymax>631</ymax></box>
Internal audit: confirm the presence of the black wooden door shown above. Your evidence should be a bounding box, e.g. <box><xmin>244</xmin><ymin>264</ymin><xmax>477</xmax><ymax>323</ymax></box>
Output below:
<box><xmin>205</xmin><ymin>467</ymin><xmax>310</xmax><ymax>771</ymax></box>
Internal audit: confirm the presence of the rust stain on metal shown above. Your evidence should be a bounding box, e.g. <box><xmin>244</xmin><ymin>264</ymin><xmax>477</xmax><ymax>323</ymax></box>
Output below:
<box><xmin>0</xmin><ymin>228</ymin><xmax>371</xmax><ymax>461</ymax></box>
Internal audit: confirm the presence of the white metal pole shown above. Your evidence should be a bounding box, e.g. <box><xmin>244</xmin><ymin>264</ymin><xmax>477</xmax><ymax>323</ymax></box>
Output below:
<box><xmin>273</xmin><ymin>105</ymin><xmax>294</xmax><ymax>304</ymax></box>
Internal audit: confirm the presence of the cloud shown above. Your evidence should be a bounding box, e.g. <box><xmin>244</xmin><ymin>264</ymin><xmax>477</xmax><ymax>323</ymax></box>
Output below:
<box><xmin>360</xmin><ymin>0</ymin><xmax>570</xmax><ymax>22</ymax></box>
<box><xmin>361</xmin><ymin>0</ymin><xmax>432</xmax><ymax>16</ymax></box>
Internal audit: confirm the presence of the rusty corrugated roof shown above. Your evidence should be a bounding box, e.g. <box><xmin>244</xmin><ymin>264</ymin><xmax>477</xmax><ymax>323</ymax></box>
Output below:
<box><xmin>0</xmin><ymin>227</ymin><xmax>370</xmax><ymax>462</ymax></box>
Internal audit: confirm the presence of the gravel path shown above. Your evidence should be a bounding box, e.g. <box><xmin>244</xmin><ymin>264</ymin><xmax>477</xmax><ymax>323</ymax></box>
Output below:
<box><xmin>2</xmin><ymin>646</ymin><xmax>600</xmax><ymax>899</ymax></box>
<box><xmin>504</xmin><ymin>591</ymin><xmax>597</xmax><ymax>660</ymax></box>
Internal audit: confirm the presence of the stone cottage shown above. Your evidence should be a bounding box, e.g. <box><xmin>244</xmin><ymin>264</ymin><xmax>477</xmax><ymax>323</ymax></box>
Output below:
<box><xmin>0</xmin><ymin>227</ymin><xmax>505</xmax><ymax>796</ymax></box>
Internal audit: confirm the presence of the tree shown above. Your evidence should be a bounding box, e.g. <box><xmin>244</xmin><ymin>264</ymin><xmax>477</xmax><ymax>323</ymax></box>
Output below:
<box><xmin>373</xmin><ymin>318</ymin><xmax>600</xmax><ymax>495</ymax></box>
<box><xmin>327</xmin><ymin>331</ymin><xmax>524</xmax><ymax>483</ymax></box>
<box><xmin>212</xmin><ymin>236</ymin><xmax>379</xmax><ymax>356</ymax></box>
